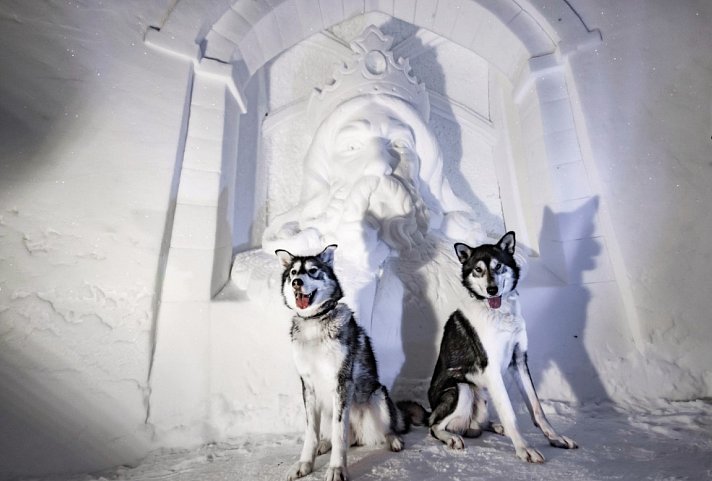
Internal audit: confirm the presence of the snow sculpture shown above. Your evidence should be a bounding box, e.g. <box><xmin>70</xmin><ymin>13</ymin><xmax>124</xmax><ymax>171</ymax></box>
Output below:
<box><xmin>234</xmin><ymin>25</ymin><xmax>493</xmax><ymax>391</ymax></box>
<box><xmin>262</xmin><ymin>25</ymin><xmax>484</xmax><ymax>258</ymax></box>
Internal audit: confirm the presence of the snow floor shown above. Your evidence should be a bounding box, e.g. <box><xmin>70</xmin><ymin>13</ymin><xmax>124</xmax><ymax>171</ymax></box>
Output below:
<box><xmin>27</xmin><ymin>400</ymin><xmax>712</xmax><ymax>481</ymax></box>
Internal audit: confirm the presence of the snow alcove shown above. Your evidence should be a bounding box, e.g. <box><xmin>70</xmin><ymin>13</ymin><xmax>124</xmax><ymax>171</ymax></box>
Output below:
<box><xmin>5</xmin><ymin>1</ymin><xmax>712</xmax><ymax>479</ymax></box>
<box><xmin>145</xmin><ymin>1</ymin><xmax>632</xmax><ymax>449</ymax></box>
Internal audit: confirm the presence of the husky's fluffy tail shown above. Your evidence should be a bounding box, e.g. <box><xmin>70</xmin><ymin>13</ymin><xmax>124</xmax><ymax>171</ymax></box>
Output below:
<box><xmin>396</xmin><ymin>400</ymin><xmax>430</xmax><ymax>429</ymax></box>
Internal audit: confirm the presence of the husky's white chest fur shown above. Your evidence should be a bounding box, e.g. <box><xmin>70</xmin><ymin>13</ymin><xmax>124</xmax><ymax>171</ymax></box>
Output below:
<box><xmin>291</xmin><ymin>306</ymin><xmax>349</xmax><ymax>407</ymax></box>
<box><xmin>461</xmin><ymin>292</ymin><xmax>527</xmax><ymax>373</ymax></box>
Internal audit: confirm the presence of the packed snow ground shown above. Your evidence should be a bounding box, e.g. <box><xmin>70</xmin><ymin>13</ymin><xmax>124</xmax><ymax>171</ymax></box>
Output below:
<box><xmin>28</xmin><ymin>400</ymin><xmax>712</xmax><ymax>481</ymax></box>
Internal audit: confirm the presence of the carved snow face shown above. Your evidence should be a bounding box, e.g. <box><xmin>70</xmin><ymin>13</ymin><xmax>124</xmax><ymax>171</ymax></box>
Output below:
<box><xmin>329</xmin><ymin>107</ymin><xmax>418</xmax><ymax>188</ymax></box>
<box><xmin>318</xmin><ymin>103</ymin><xmax>428</xmax><ymax>249</ymax></box>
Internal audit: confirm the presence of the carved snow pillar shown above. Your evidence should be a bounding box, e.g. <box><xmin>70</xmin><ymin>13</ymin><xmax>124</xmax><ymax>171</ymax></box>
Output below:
<box><xmin>148</xmin><ymin>58</ymin><xmax>244</xmax><ymax>446</ymax></box>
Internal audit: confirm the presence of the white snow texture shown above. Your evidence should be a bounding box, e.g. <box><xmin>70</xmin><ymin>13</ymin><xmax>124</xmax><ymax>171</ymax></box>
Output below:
<box><xmin>0</xmin><ymin>1</ymin><xmax>711</xmax><ymax>480</ymax></box>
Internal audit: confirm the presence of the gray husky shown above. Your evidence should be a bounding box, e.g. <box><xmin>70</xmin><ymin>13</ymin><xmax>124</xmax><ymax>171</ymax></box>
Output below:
<box><xmin>403</xmin><ymin>232</ymin><xmax>577</xmax><ymax>462</ymax></box>
<box><xmin>276</xmin><ymin>245</ymin><xmax>408</xmax><ymax>481</ymax></box>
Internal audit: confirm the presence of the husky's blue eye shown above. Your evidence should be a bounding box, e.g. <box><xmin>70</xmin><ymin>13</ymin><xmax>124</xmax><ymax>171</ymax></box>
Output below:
<box><xmin>308</xmin><ymin>268</ymin><xmax>318</xmax><ymax>275</ymax></box>
<box><xmin>495</xmin><ymin>263</ymin><xmax>502</xmax><ymax>271</ymax></box>
<box><xmin>474</xmin><ymin>267</ymin><xmax>483</xmax><ymax>275</ymax></box>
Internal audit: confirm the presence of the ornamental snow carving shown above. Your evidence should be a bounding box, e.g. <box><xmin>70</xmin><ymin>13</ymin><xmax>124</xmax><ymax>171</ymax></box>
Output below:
<box><xmin>262</xmin><ymin>25</ymin><xmax>484</xmax><ymax>257</ymax></box>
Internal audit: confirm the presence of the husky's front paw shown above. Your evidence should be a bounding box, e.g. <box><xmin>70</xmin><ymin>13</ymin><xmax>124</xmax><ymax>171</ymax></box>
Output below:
<box><xmin>446</xmin><ymin>434</ymin><xmax>465</xmax><ymax>450</ymax></box>
<box><xmin>489</xmin><ymin>422</ymin><xmax>505</xmax><ymax>435</ymax></box>
<box><xmin>324</xmin><ymin>466</ymin><xmax>350</xmax><ymax>481</ymax></box>
<box><xmin>515</xmin><ymin>446</ymin><xmax>545</xmax><ymax>463</ymax></box>
<box><xmin>548</xmin><ymin>435</ymin><xmax>578</xmax><ymax>449</ymax></box>
<box><xmin>286</xmin><ymin>461</ymin><xmax>313</xmax><ymax>480</ymax></box>
<box><xmin>387</xmin><ymin>434</ymin><xmax>404</xmax><ymax>452</ymax></box>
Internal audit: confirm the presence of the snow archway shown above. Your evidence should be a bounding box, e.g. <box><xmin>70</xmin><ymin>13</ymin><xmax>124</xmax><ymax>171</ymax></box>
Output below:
<box><xmin>144</xmin><ymin>0</ymin><xmax>631</xmax><ymax>447</ymax></box>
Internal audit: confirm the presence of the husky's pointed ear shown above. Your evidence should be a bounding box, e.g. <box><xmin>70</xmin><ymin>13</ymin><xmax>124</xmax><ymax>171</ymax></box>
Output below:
<box><xmin>497</xmin><ymin>231</ymin><xmax>516</xmax><ymax>255</ymax></box>
<box><xmin>275</xmin><ymin>249</ymin><xmax>294</xmax><ymax>268</ymax></box>
<box><xmin>454</xmin><ymin>243</ymin><xmax>473</xmax><ymax>264</ymax></box>
<box><xmin>318</xmin><ymin>244</ymin><xmax>337</xmax><ymax>266</ymax></box>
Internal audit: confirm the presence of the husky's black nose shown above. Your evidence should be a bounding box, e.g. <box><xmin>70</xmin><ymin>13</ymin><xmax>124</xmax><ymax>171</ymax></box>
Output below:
<box><xmin>292</xmin><ymin>278</ymin><xmax>303</xmax><ymax>288</ymax></box>
<box><xmin>486</xmin><ymin>286</ymin><xmax>498</xmax><ymax>295</ymax></box>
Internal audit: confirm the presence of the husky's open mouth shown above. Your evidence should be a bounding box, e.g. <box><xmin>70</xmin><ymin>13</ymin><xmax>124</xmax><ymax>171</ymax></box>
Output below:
<box><xmin>295</xmin><ymin>290</ymin><xmax>315</xmax><ymax>309</ymax></box>
<box><xmin>487</xmin><ymin>296</ymin><xmax>502</xmax><ymax>309</ymax></box>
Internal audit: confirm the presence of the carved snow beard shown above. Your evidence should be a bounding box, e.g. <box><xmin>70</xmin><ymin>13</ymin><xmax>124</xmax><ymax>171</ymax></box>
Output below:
<box><xmin>368</xmin><ymin>165</ymin><xmax>429</xmax><ymax>251</ymax></box>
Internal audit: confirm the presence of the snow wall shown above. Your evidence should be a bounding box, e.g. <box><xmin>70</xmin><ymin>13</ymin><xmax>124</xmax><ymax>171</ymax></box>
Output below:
<box><xmin>0</xmin><ymin>0</ymin><xmax>710</xmax><ymax>479</ymax></box>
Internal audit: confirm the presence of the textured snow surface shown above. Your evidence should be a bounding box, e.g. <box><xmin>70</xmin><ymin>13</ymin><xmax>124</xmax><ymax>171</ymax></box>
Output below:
<box><xmin>28</xmin><ymin>401</ymin><xmax>712</xmax><ymax>481</ymax></box>
<box><xmin>2</xmin><ymin>0</ymin><xmax>712</xmax><ymax>479</ymax></box>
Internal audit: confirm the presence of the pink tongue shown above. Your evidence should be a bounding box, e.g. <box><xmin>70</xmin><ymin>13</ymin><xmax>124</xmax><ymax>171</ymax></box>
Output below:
<box><xmin>488</xmin><ymin>296</ymin><xmax>502</xmax><ymax>309</ymax></box>
<box><xmin>296</xmin><ymin>293</ymin><xmax>310</xmax><ymax>309</ymax></box>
